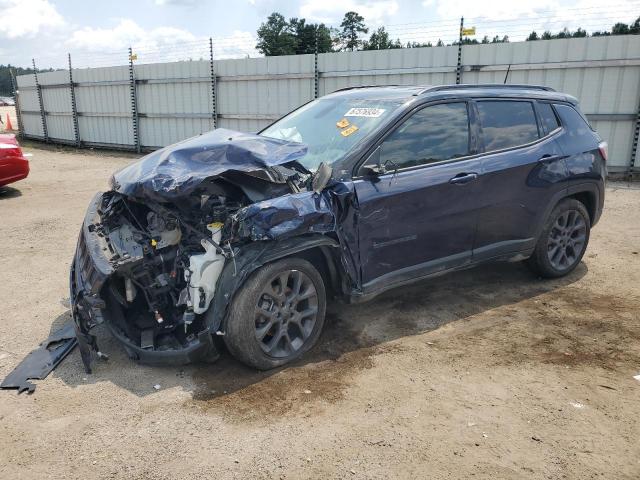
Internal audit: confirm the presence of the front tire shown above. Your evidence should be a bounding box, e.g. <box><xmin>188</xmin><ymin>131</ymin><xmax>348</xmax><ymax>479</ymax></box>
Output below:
<box><xmin>527</xmin><ymin>198</ymin><xmax>591</xmax><ymax>278</ymax></box>
<box><xmin>224</xmin><ymin>257</ymin><xmax>326</xmax><ymax>370</ymax></box>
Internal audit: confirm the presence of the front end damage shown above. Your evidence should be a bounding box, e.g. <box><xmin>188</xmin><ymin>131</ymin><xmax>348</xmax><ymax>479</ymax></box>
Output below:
<box><xmin>70</xmin><ymin>128</ymin><xmax>356</xmax><ymax>373</ymax></box>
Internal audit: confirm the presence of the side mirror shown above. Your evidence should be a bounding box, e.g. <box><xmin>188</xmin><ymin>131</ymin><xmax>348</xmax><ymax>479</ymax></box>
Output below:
<box><xmin>361</xmin><ymin>163</ymin><xmax>387</xmax><ymax>176</ymax></box>
<box><xmin>312</xmin><ymin>162</ymin><xmax>332</xmax><ymax>193</ymax></box>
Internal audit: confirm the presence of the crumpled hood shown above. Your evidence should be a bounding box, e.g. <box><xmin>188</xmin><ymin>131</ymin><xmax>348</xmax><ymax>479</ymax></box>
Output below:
<box><xmin>112</xmin><ymin>128</ymin><xmax>308</xmax><ymax>202</ymax></box>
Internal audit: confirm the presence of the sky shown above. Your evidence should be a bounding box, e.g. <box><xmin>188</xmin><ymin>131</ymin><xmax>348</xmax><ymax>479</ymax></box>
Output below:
<box><xmin>0</xmin><ymin>0</ymin><xmax>638</xmax><ymax>68</ymax></box>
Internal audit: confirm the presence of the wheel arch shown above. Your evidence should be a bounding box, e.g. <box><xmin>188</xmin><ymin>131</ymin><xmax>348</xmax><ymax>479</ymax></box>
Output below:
<box><xmin>536</xmin><ymin>182</ymin><xmax>600</xmax><ymax>240</ymax></box>
<box><xmin>207</xmin><ymin>234</ymin><xmax>349</xmax><ymax>333</ymax></box>
<box><xmin>566</xmin><ymin>187</ymin><xmax>598</xmax><ymax>226</ymax></box>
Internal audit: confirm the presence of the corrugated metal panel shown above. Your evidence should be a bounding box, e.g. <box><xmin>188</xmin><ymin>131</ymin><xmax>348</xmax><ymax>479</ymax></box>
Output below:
<box><xmin>15</xmin><ymin>37</ymin><xmax>640</xmax><ymax>167</ymax></box>
<box><xmin>136</xmin><ymin>61</ymin><xmax>213</xmax><ymax>146</ymax></box>
<box><xmin>319</xmin><ymin>46</ymin><xmax>458</xmax><ymax>95</ymax></box>
<box><xmin>215</xmin><ymin>54</ymin><xmax>314</xmax><ymax>132</ymax></box>
<box><xmin>20</xmin><ymin>113</ymin><xmax>44</xmax><ymax>137</ymax></box>
<box><xmin>37</xmin><ymin>71</ymin><xmax>74</xmax><ymax>141</ymax></box>
<box><xmin>72</xmin><ymin>66</ymin><xmax>132</xmax><ymax>146</ymax></box>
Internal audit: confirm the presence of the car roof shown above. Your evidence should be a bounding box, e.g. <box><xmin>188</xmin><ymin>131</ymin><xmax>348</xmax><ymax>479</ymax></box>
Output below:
<box><xmin>327</xmin><ymin>84</ymin><xmax>578</xmax><ymax>104</ymax></box>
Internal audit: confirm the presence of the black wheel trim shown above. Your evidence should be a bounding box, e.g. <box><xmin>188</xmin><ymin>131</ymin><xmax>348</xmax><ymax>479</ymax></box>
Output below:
<box><xmin>547</xmin><ymin>209</ymin><xmax>587</xmax><ymax>271</ymax></box>
<box><xmin>254</xmin><ymin>269</ymin><xmax>319</xmax><ymax>358</ymax></box>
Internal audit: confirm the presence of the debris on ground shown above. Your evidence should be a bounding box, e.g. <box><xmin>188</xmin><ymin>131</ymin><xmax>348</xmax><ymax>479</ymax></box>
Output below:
<box><xmin>0</xmin><ymin>322</ymin><xmax>77</xmax><ymax>394</ymax></box>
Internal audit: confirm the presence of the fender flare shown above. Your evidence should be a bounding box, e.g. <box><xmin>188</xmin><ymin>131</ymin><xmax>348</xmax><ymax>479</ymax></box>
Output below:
<box><xmin>535</xmin><ymin>181</ymin><xmax>601</xmax><ymax>240</ymax></box>
<box><xmin>206</xmin><ymin>234</ymin><xmax>342</xmax><ymax>332</ymax></box>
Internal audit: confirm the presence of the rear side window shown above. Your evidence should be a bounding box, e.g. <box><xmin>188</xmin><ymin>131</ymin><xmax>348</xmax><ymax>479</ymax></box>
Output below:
<box><xmin>538</xmin><ymin>103</ymin><xmax>561</xmax><ymax>134</ymax></box>
<box><xmin>553</xmin><ymin>103</ymin><xmax>597</xmax><ymax>152</ymax></box>
<box><xmin>379</xmin><ymin>102</ymin><xmax>470</xmax><ymax>169</ymax></box>
<box><xmin>477</xmin><ymin>101</ymin><xmax>540</xmax><ymax>151</ymax></box>
<box><xmin>553</xmin><ymin>104</ymin><xmax>592</xmax><ymax>139</ymax></box>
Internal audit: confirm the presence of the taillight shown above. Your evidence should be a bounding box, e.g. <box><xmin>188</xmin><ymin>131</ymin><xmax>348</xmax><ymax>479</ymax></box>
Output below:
<box><xmin>598</xmin><ymin>141</ymin><xmax>608</xmax><ymax>162</ymax></box>
<box><xmin>0</xmin><ymin>143</ymin><xmax>23</xmax><ymax>158</ymax></box>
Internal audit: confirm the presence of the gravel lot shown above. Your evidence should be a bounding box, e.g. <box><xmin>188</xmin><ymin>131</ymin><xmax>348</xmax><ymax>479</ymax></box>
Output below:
<box><xmin>1</xmin><ymin>143</ymin><xmax>639</xmax><ymax>479</ymax></box>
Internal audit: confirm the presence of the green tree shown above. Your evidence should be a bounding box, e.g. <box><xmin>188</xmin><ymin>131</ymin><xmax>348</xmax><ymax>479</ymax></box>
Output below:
<box><xmin>0</xmin><ymin>65</ymin><xmax>37</xmax><ymax>96</ymax></box>
<box><xmin>363</xmin><ymin>27</ymin><xmax>402</xmax><ymax>50</ymax></box>
<box><xmin>256</xmin><ymin>13</ymin><xmax>297</xmax><ymax>56</ymax></box>
<box><xmin>406</xmin><ymin>41</ymin><xmax>433</xmax><ymax>48</ymax></box>
<box><xmin>526</xmin><ymin>31</ymin><xmax>539</xmax><ymax>41</ymax></box>
<box><xmin>339</xmin><ymin>11</ymin><xmax>368</xmax><ymax>51</ymax></box>
<box><xmin>288</xmin><ymin>18</ymin><xmax>334</xmax><ymax>54</ymax></box>
<box><xmin>611</xmin><ymin>22</ymin><xmax>630</xmax><ymax>34</ymax></box>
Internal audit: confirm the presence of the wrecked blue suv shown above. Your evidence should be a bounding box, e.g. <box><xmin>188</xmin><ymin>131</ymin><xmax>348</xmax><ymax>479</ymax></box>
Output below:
<box><xmin>71</xmin><ymin>84</ymin><xmax>606</xmax><ymax>372</ymax></box>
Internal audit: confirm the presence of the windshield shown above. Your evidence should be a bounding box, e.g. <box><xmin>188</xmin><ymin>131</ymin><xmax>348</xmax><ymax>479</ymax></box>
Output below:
<box><xmin>260</xmin><ymin>96</ymin><xmax>404</xmax><ymax>171</ymax></box>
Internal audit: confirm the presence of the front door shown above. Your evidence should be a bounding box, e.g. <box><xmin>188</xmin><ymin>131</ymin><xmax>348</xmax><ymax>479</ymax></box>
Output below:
<box><xmin>353</xmin><ymin>101</ymin><xmax>482</xmax><ymax>292</ymax></box>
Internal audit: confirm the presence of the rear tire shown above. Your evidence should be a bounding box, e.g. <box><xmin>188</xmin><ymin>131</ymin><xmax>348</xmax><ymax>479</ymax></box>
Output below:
<box><xmin>527</xmin><ymin>198</ymin><xmax>590</xmax><ymax>278</ymax></box>
<box><xmin>224</xmin><ymin>257</ymin><xmax>326</xmax><ymax>370</ymax></box>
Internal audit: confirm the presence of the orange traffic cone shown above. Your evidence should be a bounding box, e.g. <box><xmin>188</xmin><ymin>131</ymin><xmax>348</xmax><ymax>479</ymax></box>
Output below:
<box><xmin>5</xmin><ymin>114</ymin><xmax>13</xmax><ymax>131</ymax></box>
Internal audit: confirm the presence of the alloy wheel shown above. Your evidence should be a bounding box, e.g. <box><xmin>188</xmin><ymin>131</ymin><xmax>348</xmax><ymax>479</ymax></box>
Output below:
<box><xmin>547</xmin><ymin>209</ymin><xmax>587</xmax><ymax>271</ymax></box>
<box><xmin>254</xmin><ymin>269</ymin><xmax>319</xmax><ymax>358</ymax></box>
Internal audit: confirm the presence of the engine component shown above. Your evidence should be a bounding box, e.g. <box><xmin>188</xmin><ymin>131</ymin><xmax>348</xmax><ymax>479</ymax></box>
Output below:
<box><xmin>185</xmin><ymin>223</ymin><xmax>226</xmax><ymax>314</ymax></box>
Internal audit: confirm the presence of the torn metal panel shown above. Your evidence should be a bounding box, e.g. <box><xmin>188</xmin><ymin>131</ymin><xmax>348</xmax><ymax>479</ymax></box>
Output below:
<box><xmin>1</xmin><ymin>322</ymin><xmax>77</xmax><ymax>394</ymax></box>
<box><xmin>111</xmin><ymin>128</ymin><xmax>308</xmax><ymax>202</ymax></box>
<box><xmin>236</xmin><ymin>190</ymin><xmax>335</xmax><ymax>241</ymax></box>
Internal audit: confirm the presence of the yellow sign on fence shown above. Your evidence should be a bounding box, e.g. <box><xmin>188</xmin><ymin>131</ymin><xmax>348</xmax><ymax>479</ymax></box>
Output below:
<box><xmin>462</xmin><ymin>27</ymin><xmax>476</xmax><ymax>36</ymax></box>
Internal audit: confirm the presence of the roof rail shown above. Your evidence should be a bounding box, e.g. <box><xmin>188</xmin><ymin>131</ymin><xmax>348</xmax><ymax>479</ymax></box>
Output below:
<box><xmin>418</xmin><ymin>84</ymin><xmax>555</xmax><ymax>95</ymax></box>
<box><xmin>332</xmin><ymin>85</ymin><xmax>400</xmax><ymax>93</ymax></box>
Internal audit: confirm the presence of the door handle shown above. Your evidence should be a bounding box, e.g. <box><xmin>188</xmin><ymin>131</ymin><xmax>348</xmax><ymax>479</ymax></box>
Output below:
<box><xmin>539</xmin><ymin>154</ymin><xmax>566</xmax><ymax>162</ymax></box>
<box><xmin>449</xmin><ymin>172</ymin><xmax>478</xmax><ymax>185</ymax></box>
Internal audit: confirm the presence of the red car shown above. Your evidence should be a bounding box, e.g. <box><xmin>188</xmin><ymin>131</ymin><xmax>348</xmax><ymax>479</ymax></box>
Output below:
<box><xmin>0</xmin><ymin>134</ymin><xmax>29</xmax><ymax>187</ymax></box>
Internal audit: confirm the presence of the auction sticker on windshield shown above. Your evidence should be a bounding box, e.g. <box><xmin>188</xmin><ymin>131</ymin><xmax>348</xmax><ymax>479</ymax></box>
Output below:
<box><xmin>340</xmin><ymin>125</ymin><xmax>359</xmax><ymax>137</ymax></box>
<box><xmin>344</xmin><ymin>108</ymin><xmax>386</xmax><ymax>118</ymax></box>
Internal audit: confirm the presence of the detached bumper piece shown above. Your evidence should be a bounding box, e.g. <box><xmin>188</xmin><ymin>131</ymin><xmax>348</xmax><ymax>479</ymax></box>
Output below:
<box><xmin>1</xmin><ymin>322</ymin><xmax>77</xmax><ymax>394</ymax></box>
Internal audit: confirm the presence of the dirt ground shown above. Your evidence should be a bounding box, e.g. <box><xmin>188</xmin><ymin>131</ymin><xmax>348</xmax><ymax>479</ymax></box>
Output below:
<box><xmin>1</xmin><ymin>143</ymin><xmax>639</xmax><ymax>480</ymax></box>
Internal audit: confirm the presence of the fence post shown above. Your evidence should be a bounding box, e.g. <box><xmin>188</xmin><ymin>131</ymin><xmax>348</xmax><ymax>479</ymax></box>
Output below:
<box><xmin>68</xmin><ymin>53</ymin><xmax>80</xmax><ymax>147</ymax></box>
<box><xmin>314</xmin><ymin>32</ymin><xmax>319</xmax><ymax>99</ymax></box>
<box><xmin>209</xmin><ymin>37</ymin><xmax>217</xmax><ymax>130</ymax></box>
<box><xmin>630</xmin><ymin>94</ymin><xmax>640</xmax><ymax>178</ymax></box>
<box><xmin>456</xmin><ymin>17</ymin><xmax>464</xmax><ymax>85</ymax></box>
<box><xmin>32</xmin><ymin>59</ymin><xmax>49</xmax><ymax>142</ymax></box>
<box><xmin>9</xmin><ymin>68</ymin><xmax>23</xmax><ymax>139</ymax></box>
<box><xmin>128</xmin><ymin>47</ymin><xmax>141</xmax><ymax>153</ymax></box>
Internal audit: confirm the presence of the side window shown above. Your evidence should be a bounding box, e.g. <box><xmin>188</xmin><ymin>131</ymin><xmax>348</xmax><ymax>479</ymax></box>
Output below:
<box><xmin>477</xmin><ymin>101</ymin><xmax>540</xmax><ymax>151</ymax></box>
<box><xmin>379</xmin><ymin>102</ymin><xmax>470</xmax><ymax>169</ymax></box>
<box><xmin>538</xmin><ymin>103</ymin><xmax>561</xmax><ymax>134</ymax></box>
<box><xmin>553</xmin><ymin>103</ymin><xmax>596</xmax><ymax>152</ymax></box>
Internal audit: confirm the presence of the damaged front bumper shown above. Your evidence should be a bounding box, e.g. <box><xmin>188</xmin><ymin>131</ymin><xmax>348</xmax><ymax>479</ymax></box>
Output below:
<box><xmin>70</xmin><ymin>193</ymin><xmax>217</xmax><ymax>373</ymax></box>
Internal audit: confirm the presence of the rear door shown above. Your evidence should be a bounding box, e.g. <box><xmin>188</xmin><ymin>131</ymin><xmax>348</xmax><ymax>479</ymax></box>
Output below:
<box><xmin>353</xmin><ymin>101</ymin><xmax>483</xmax><ymax>292</ymax></box>
<box><xmin>472</xmin><ymin>99</ymin><xmax>568</xmax><ymax>261</ymax></box>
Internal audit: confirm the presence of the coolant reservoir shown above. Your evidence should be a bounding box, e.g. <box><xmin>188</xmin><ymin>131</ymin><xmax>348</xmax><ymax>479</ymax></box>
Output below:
<box><xmin>186</xmin><ymin>223</ymin><xmax>226</xmax><ymax>314</ymax></box>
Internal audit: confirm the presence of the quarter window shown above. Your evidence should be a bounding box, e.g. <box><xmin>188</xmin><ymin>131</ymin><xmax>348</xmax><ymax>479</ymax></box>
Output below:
<box><xmin>477</xmin><ymin>101</ymin><xmax>539</xmax><ymax>151</ymax></box>
<box><xmin>379</xmin><ymin>102</ymin><xmax>470</xmax><ymax>169</ymax></box>
<box><xmin>538</xmin><ymin>103</ymin><xmax>561</xmax><ymax>134</ymax></box>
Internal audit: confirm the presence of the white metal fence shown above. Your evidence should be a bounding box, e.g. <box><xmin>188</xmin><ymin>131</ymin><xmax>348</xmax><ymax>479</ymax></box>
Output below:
<box><xmin>15</xmin><ymin>35</ymin><xmax>640</xmax><ymax>172</ymax></box>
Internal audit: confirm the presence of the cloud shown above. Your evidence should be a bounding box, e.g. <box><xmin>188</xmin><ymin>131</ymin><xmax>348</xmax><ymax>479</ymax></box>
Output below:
<box><xmin>153</xmin><ymin>0</ymin><xmax>198</xmax><ymax>5</ymax></box>
<box><xmin>300</xmin><ymin>0</ymin><xmax>399</xmax><ymax>25</ymax></box>
<box><xmin>428</xmin><ymin>0</ymin><xmax>559</xmax><ymax>21</ymax></box>
<box><xmin>428</xmin><ymin>0</ymin><xmax>639</xmax><ymax>27</ymax></box>
<box><xmin>0</xmin><ymin>0</ymin><xmax>64</xmax><ymax>39</ymax></box>
<box><xmin>64</xmin><ymin>19</ymin><xmax>258</xmax><ymax>66</ymax></box>
<box><xmin>67</xmin><ymin>19</ymin><xmax>197</xmax><ymax>52</ymax></box>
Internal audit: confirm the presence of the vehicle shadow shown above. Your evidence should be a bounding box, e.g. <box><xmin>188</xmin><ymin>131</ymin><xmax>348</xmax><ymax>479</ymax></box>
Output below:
<box><xmin>0</xmin><ymin>186</ymin><xmax>22</xmax><ymax>199</ymax></box>
<box><xmin>50</xmin><ymin>261</ymin><xmax>587</xmax><ymax>399</ymax></box>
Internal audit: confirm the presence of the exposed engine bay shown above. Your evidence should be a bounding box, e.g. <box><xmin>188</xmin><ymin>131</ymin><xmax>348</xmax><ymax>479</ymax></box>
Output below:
<box><xmin>70</xmin><ymin>128</ymin><xmax>347</xmax><ymax>373</ymax></box>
